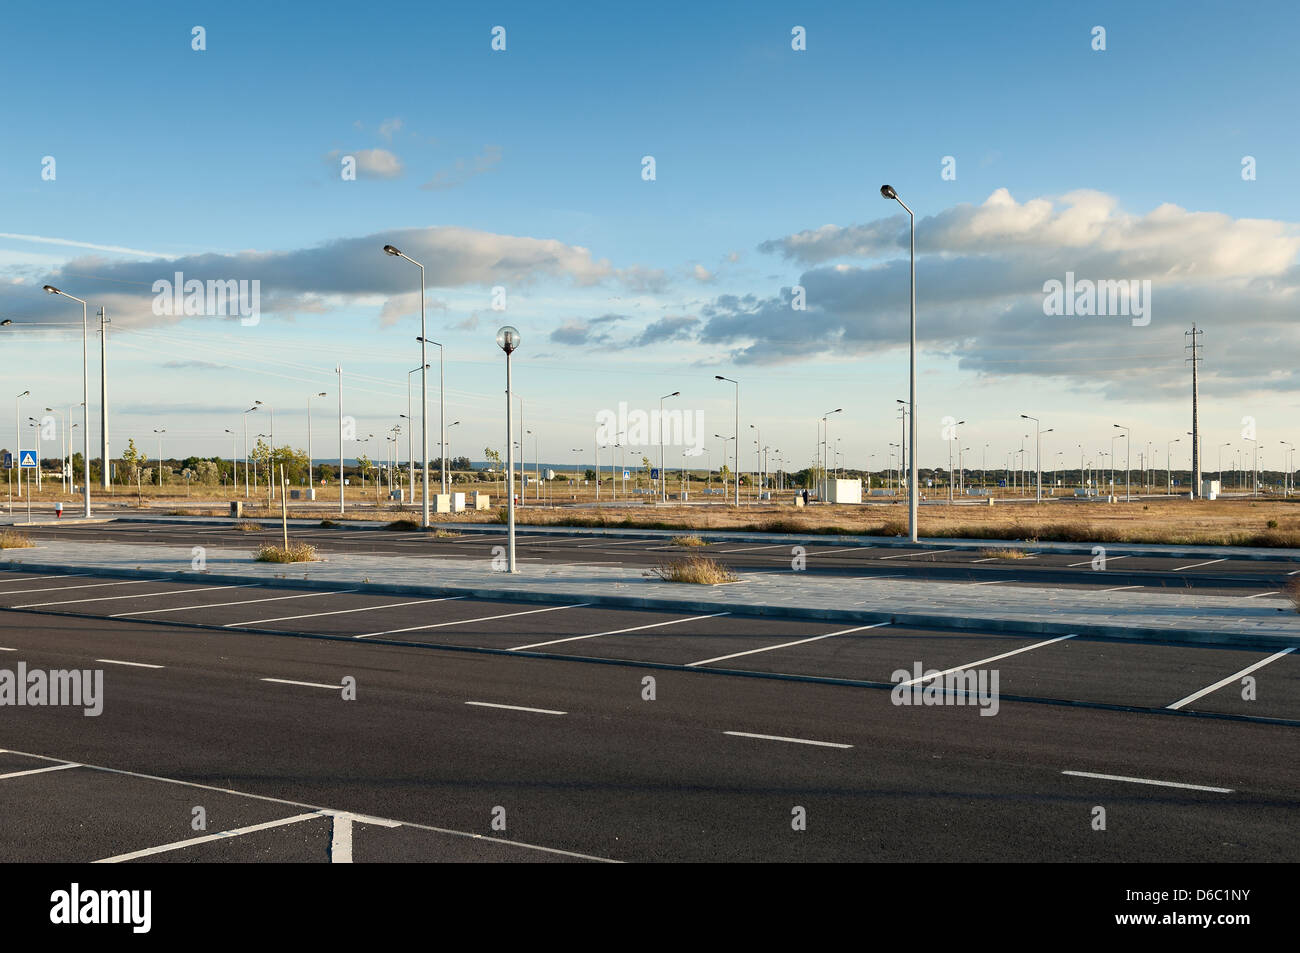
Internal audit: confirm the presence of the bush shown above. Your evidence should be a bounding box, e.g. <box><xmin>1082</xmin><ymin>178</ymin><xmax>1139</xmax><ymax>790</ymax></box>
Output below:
<box><xmin>233</xmin><ymin>521</ymin><xmax>264</xmax><ymax>532</ymax></box>
<box><xmin>648</xmin><ymin>555</ymin><xmax>738</xmax><ymax>584</ymax></box>
<box><xmin>671</xmin><ymin>535</ymin><xmax>707</xmax><ymax>547</ymax></box>
<box><xmin>0</xmin><ymin>530</ymin><xmax>34</xmax><ymax>549</ymax></box>
<box><xmin>255</xmin><ymin>542</ymin><xmax>318</xmax><ymax>563</ymax></box>
<box><xmin>385</xmin><ymin>519</ymin><xmax>420</xmax><ymax>531</ymax></box>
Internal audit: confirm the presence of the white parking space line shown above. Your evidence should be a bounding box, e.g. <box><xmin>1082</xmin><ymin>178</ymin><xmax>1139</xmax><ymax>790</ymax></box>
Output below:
<box><xmin>0</xmin><ymin>763</ymin><xmax>82</xmax><ymax>781</ymax></box>
<box><xmin>896</xmin><ymin>635</ymin><xmax>1077</xmax><ymax>687</ymax></box>
<box><xmin>849</xmin><ymin>574</ymin><xmax>903</xmax><ymax>581</ymax></box>
<box><xmin>465</xmin><ymin>701</ymin><xmax>566</xmax><ymax>715</ymax></box>
<box><xmin>723</xmin><ymin>731</ymin><xmax>852</xmax><ymax>749</ymax></box>
<box><xmin>511</xmin><ymin>611</ymin><xmax>731</xmax><ymax>652</ymax></box>
<box><xmin>1066</xmin><ymin>555</ymin><xmax>1130</xmax><ymax>568</ymax></box>
<box><xmin>14</xmin><ymin>584</ymin><xmax>255</xmax><ymax>609</ymax></box>
<box><xmin>0</xmin><ymin>573</ymin><xmax>89</xmax><ymax>585</ymax></box>
<box><xmin>521</xmin><ymin>536</ymin><xmax>603</xmax><ymax>545</ymax></box>
<box><xmin>330</xmin><ymin>814</ymin><xmax>353</xmax><ymax>863</ymax></box>
<box><xmin>968</xmin><ymin>579</ymin><xmax>1007</xmax><ymax>586</ymax></box>
<box><xmin>687</xmin><ymin>622</ymin><xmax>890</xmax><ymax>667</ymax></box>
<box><xmin>1173</xmin><ymin>558</ymin><xmax>1226</xmax><ymax>571</ymax></box>
<box><xmin>356</xmin><ymin>603</ymin><xmax>592</xmax><ymax>639</ymax></box>
<box><xmin>1242</xmin><ymin>591</ymin><xmax>1282</xmax><ymax>599</ymax></box>
<box><xmin>877</xmin><ymin>548</ymin><xmax>956</xmax><ymax>560</ymax></box>
<box><xmin>96</xmin><ymin>659</ymin><xmax>164</xmax><ymax>669</ymax></box>
<box><xmin>1061</xmin><ymin>770</ymin><xmax>1233</xmax><ymax>794</ymax></box>
<box><xmin>576</xmin><ymin>539</ymin><xmax>657</xmax><ymax>548</ymax></box>
<box><xmin>260</xmin><ymin>678</ymin><xmax>341</xmax><ymax>690</ymax></box>
<box><xmin>1166</xmin><ymin>648</ymin><xmax>1296</xmax><ymax>711</ymax></box>
<box><xmin>5</xmin><ymin>745</ymin><xmax>617</xmax><ymax>862</ymax></box>
<box><xmin>229</xmin><ymin>596</ymin><xmax>464</xmax><ymax>626</ymax></box>
<box><xmin>717</xmin><ymin>544</ymin><xmax>789</xmax><ymax>554</ymax></box>
<box><xmin>1290</xmin><ymin>570</ymin><xmax>1300</xmax><ymax>576</ymax></box>
<box><xmin>0</xmin><ymin>647</ymin><xmax>14</xmax><ymax>652</ymax></box>
<box><xmin>1099</xmin><ymin>585</ymin><xmax>1143</xmax><ymax>593</ymax></box>
<box><xmin>804</xmin><ymin>546</ymin><xmax>879</xmax><ymax>557</ymax></box>
<box><xmin>95</xmin><ymin>812</ymin><xmax>325</xmax><ymax>863</ymax></box>
<box><xmin>0</xmin><ymin>579</ymin><xmax>156</xmax><ymax>597</ymax></box>
<box><xmin>114</xmin><ymin>589</ymin><xmax>358</xmax><ymax>618</ymax></box>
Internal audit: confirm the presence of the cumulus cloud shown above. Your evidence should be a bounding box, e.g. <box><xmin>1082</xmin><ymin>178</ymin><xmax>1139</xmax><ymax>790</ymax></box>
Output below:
<box><xmin>722</xmin><ymin>189</ymin><xmax>1300</xmax><ymax>397</ymax></box>
<box><xmin>324</xmin><ymin>148</ymin><xmax>405</xmax><ymax>179</ymax></box>
<box><xmin>0</xmin><ymin>227</ymin><xmax>636</xmax><ymax>327</ymax></box>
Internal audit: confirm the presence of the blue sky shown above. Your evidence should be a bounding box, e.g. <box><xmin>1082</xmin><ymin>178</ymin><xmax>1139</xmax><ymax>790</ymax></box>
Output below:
<box><xmin>2</xmin><ymin>0</ymin><xmax>1298</xmax><ymax>476</ymax></box>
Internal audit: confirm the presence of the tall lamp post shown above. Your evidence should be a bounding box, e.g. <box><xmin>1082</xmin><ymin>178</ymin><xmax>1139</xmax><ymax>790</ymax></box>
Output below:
<box><xmin>659</xmin><ymin>390</ymin><xmax>679</xmax><ymax>502</ymax></box>
<box><xmin>306</xmin><ymin>392</ymin><xmax>326</xmax><ymax>493</ymax></box>
<box><xmin>383</xmin><ymin>244</ymin><xmax>432</xmax><ymax>527</ymax></box>
<box><xmin>406</xmin><ymin>363</ymin><xmax>429</xmax><ymax>502</ymax></box>
<box><xmin>415</xmin><ymin>336</ymin><xmax>448</xmax><ymax>496</ymax></box>
<box><xmin>715</xmin><ymin>376</ymin><xmax>739</xmax><ymax>505</ymax></box>
<box><xmin>820</xmin><ymin>408</ymin><xmax>843</xmax><ymax>500</ymax></box>
<box><xmin>41</xmin><ymin>285</ymin><xmax>91</xmax><ymax>517</ymax></box>
<box><xmin>881</xmin><ymin>184</ymin><xmax>918</xmax><ymax>542</ymax></box>
<box><xmin>497</xmin><ymin>326</ymin><xmax>521</xmax><ymax>572</ymax></box>
<box><xmin>153</xmin><ymin>429</ymin><xmax>166</xmax><ymax>488</ymax></box>
<box><xmin>1113</xmin><ymin>424</ymin><xmax>1131</xmax><ymax>501</ymax></box>
<box><xmin>1166</xmin><ymin>437</ymin><xmax>1181</xmax><ymax>495</ymax></box>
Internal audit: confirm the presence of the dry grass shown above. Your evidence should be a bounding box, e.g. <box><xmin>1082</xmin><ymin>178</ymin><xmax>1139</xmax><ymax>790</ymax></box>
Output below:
<box><xmin>1287</xmin><ymin>578</ymin><xmax>1300</xmax><ymax>614</ymax></box>
<box><xmin>977</xmin><ymin>547</ymin><xmax>1029</xmax><ymax>559</ymax></box>
<box><xmin>434</xmin><ymin>528</ymin><xmax>462</xmax><ymax>538</ymax></box>
<box><xmin>254</xmin><ymin>542</ymin><xmax>318</xmax><ymax>563</ymax></box>
<box><xmin>671</xmin><ymin>534</ymin><xmax>707</xmax><ymax>547</ymax></box>
<box><xmin>232</xmin><ymin>521</ymin><xmax>265</xmax><ymax>532</ymax></box>
<box><xmin>648</xmin><ymin>554</ymin><xmax>738</xmax><ymax>584</ymax></box>
<box><xmin>0</xmin><ymin>530</ymin><xmax>34</xmax><ymax>549</ymax></box>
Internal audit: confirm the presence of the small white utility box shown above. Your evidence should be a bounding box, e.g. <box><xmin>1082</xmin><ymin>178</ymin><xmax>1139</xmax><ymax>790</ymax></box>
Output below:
<box><xmin>825</xmin><ymin>479</ymin><xmax>862</xmax><ymax>504</ymax></box>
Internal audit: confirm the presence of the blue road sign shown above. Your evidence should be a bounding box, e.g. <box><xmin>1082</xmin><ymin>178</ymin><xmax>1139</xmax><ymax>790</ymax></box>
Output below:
<box><xmin>18</xmin><ymin>450</ymin><xmax>37</xmax><ymax>467</ymax></box>
<box><xmin>997</xmin><ymin>479</ymin><xmax>1007</xmax><ymax>487</ymax></box>
<box><xmin>623</xmin><ymin>469</ymin><xmax>630</xmax><ymax>479</ymax></box>
<box><xmin>650</xmin><ymin>468</ymin><xmax>660</xmax><ymax>479</ymax></box>
<box><xmin>1</xmin><ymin>452</ymin><xmax>10</xmax><ymax>469</ymax></box>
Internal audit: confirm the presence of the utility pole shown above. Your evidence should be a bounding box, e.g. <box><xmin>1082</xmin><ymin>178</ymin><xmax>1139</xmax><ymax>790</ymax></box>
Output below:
<box><xmin>1186</xmin><ymin>324</ymin><xmax>1203</xmax><ymax>499</ymax></box>
<box><xmin>98</xmin><ymin>307</ymin><xmax>110</xmax><ymax>489</ymax></box>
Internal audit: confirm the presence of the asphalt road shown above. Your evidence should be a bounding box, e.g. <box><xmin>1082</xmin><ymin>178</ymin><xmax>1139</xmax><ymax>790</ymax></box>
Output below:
<box><xmin>1</xmin><ymin>566</ymin><xmax>1296</xmax><ymax>862</ymax></box>
<box><xmin>15</xmin><ymin>520</ymin><xmax>1300</xmax><ymax>597</ymax></box>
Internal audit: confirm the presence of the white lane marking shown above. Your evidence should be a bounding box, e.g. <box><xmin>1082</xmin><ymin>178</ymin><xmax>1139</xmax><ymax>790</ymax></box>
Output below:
<box><xmin>1173</xmin><ymin>558</ymin><xmax>1226</xmax><ymax>571</ymax></box>
<box><xmin>877</xmin><ymin>548</ymin><xmax>956</xmax><ymax>560</ymax></box>
<box><xmin>0</xmin><ymin>647</ymin><xmax>14</xmax><ymax>652</ymax></box>
<box><xmin>805</xmin><ymin>546</ymin><xmax>879</xmax><ymax>557</ymax></box>
<box><xmin>1067</xmin><ymin>555</ymin><xmax>1130</xmax><ymax>568</ymax></box>
<box><xmin>575</xmin><ymin>538</ymin><xmax>657</xmax><ymax>548</ymax></box>
<box><xmin>848</xmin><ymin>574</ymin><xmax>903</xmax><ymax>581</ymax></box>
<box><xmin>229</xmin><ymin>596</ymin><xmax>465</xmax><ymax>626</ymax></box>
<box><xmin>14</xmin><ymin>584</ymin><xmax>254</xmax><ymax>609</ymax></box>
<box><xmin>523</xmin><ymin>536</ymin><xmax>603</xmax><ymax>545</ymax></box>
<box><xmin>510</xmin><ymin>611</ymin><xmax>731</xmax><ymax>652</ymax></box>
<box><xmin>5</xmin><ymin>745</ymin><xmax>617</xmax><ymax>863</ymax></box>
<box><xmin>0</xmin><ymin>573</ymin><xmax>90</xmax><ymax>585</ymax></box>
<box><xmin>1242</xmin><ymin>591</ymin><xmax>1282</xmax><ymax>599</ymax></box>
<box><xmin>1099</xmin><ymin>585</ymin><xmax>1143</xmax><ymax>593</ymax></box>
<box><xmin>717</xmin><ymin>544</ymin><xmax>789</xmax><ymax>553</ymax></box>
<box><xmin>355</xmin><ymin>602</ymin><xmax>591</xmax><ymax>639</ymax></box>
<box><xmin>968</xmin><ymin>579</ymin><xmax>1007</xmax><ymax>586</ymax></box>
<box><xmin>1166</xmin><ymin>648</ymin><xmax>1296</xmax><ymax>711</ymax></box>
<box><xmin>688</xmin><ymin>622</ymin><xmax>890</xmax><ymax>667</ymax></box>
<box><xmin>113</xmin><ymin>589</ymin><xmax>359</xmax><ymax>618</ymax></box>
<box><xmin>96</xmin><ymin>659</ymin><xmax>164</xmax><ymax>669</ymax></box>
<box><xmin>723</xmin><ymin>731</ymin><xmax>852</xmax><ymax>749</ymax></box>
<box><xmin>465</xmin><ymin>701</ymin><xmax>566</xmax><ymax>715</ymax></box>
<box><xmin>896</xmin><ymin>634</ymin><xmax>1077</xmax><ymax>687</ymax></box>
<box><xmin>330</xmin><ymin>814</ymin><xmax>353</xmax><ymax>863</ymax></box>
<box><xmin>95</xmin><ymin>812</ymin><xmax>326</xmax><ymax>863</ymax></box>
<box><xmin>0</xmin><ymin>579</ymin><xmax>156</xmax><ymax>597</ymax></box>
<box><xmin>0</xmin><ymin>763</ymin><xmax>82</xmax><ymax>781</ymax></box>
<box><xmin>1061</xmin><ymin>770</ymin><xmax>1233</xmax><ymax>794</ymax></box>
<box><xmin>260</xmin><ymin>678</ymin><xmax>341</xmax><ymax>690</ymax></box>
<box><xmin>1290</xmin><ymin>570</ymin><xmax>1300</xmax><ymax>576</ymax></box>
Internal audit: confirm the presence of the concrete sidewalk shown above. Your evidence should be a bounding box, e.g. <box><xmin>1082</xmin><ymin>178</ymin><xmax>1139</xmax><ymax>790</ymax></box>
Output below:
<box><xmin>2</xmin><ymin>538</ymin><xmax>1297</xmax><ymax>649</ymax></box>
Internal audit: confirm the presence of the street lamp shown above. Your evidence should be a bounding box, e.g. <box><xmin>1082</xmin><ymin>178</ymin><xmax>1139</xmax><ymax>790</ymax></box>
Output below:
<box><xmin>1167</xmin><ymin>437</ymin><xmax>1181</xmax><ymax>495</ymax></box>
<box><xmin>881</xmin><ymin>184</ymin><xmax>918</xmax><ymax>542</ymax></box>
<box><xmin>820</xmin><ymin>408</ymin><xmax>843</xmax><ymax>500</ymax></box>
<box><xmin>1113</xmin><ymin>424</ymin><xmax>1131</xmax><ymax>501</ymax></box>
<box><xmin>305</xmin><ymin>392</ymin><xmax>327</xmax><ymax>494</ymax></box>
<box><xmin>715</xmin><ymin>376</ymin><xmax>739</xmax><ymax>505</ymax></box>
<box><xmin>153</xmin><ymin>429</ymin><xmax>166</xmax><ymax>488</ymax></box>
<box><xmin>42</xmin><ymin>285</ymin><xmax>91</xmax><ymax>517</ymax></box>
<box><xmin>415</xmin><ymin>336</ymin><xmax>448</xmax><ymax>498</ymax></box>
<box><xmin>383</xmin><ymin>243</ymin><xmax>433</xmax><ymax>528</ymax></box>
<box><xmin>659</xmin><ymin>390</ymin><xmax>679</xmax><ymax>502</ymax></box>
<box><xmin>497</xmin><ymin>325</ymin><xmax>521</xmax><ymax>572</ymax></box>
<box><xmin>406</xmin><ymin>363</ymin><xmax>430</xmax><ymax>502</ymax></box>
<box><xmin>242</xmin><ymin>404</ymin><xmax>259</xmax><ymax>498</ymax></box>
